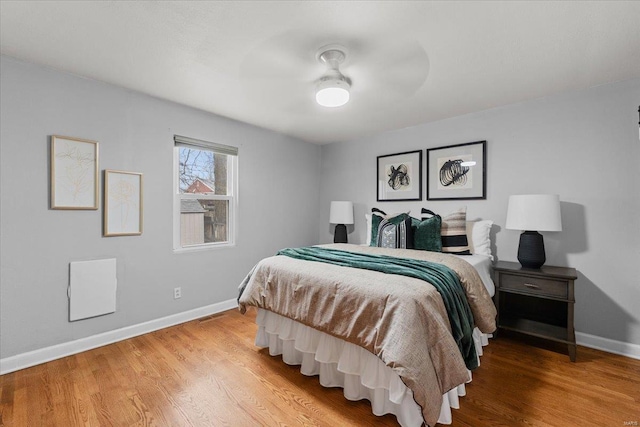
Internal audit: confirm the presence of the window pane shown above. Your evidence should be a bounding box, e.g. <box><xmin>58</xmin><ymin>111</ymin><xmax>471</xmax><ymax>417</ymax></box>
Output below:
<box><xmin>180</xmin><ymin>199</ymin><xmax>229</xmax><ymax>246</ymax></box>
<box><xmin>179</xmin><ymin>147</ymin><xmax>228</xmax><ymax>195</ymax></box>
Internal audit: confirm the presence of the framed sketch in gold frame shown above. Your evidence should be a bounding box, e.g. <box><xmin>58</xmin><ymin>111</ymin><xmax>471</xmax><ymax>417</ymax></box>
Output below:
<box><xmin>50</xmin><ymin>135</ymin><xmax>99</xmax><ymax>209</ymax></box>
<box><xmin>103</xmin><ymin>170</ymin><xmax>143</xmax><ymax>236</ymax></box>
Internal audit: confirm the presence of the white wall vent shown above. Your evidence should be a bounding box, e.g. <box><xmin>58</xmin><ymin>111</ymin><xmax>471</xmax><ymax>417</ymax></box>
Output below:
<box><xmin>68</xmin><ymin>258</ymin><xmax>117</xmax><ymax>321</ymax></box>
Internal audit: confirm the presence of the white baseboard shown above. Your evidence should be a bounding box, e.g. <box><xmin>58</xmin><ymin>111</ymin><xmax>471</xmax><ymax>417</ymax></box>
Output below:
<box><xmin>0</xmin><ymin>298</ymin><xmax>238</xmax><ymax>375</ymax></box>
<box><xmin>576</xmin><ymin>332</ymin><xmax>640</xmax><ymax>360</ymax></box>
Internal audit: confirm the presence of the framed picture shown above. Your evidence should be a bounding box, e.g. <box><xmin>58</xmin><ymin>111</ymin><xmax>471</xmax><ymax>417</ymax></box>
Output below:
<box><xmin>50</xmin><ymin>135</ymin><xmax>99</xmax><ymax>209</ymax></box>
<box><xmin>427</xmin><ymin>140</ymin><xmax>486</xmax><ymax>200</ymax></box>
<box><xmin>104</xmin><ymin>170</ymin><xmax>143</xmax><ymax>236</ymax></box>
<box><xmin>377</xmin><ymin>150</ymin><xmax>422</xmax><ymax>201</ymax></box>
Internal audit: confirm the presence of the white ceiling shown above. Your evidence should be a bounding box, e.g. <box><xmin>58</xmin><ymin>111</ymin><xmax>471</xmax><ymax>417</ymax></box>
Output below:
<box><xmin>2</xmin><ymin>1</ymin><xmax>640</xmax><ymax>144</ymax></box>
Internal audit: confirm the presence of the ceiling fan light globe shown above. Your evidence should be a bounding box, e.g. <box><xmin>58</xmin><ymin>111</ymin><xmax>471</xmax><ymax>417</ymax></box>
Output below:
<box><xmin>316</xmin><ymin>87</ymin><xmax>349</xmax><ymax>107</ymax></box>
<box><xmin>316</xmin><ymin>79</ymin><xmax>350</xmax><ymax>107</ymax></box>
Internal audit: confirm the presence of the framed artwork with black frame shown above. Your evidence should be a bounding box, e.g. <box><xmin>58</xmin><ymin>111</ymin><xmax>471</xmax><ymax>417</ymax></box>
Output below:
<box><xmin>426</xmin><ymin>140</ymin><xmax>486</xmax><ymax>200</ymax></box>
<box><xmin>376</xmin><ymin>150</ymin><xmax>422</xmax><ymax>201</ymax></box>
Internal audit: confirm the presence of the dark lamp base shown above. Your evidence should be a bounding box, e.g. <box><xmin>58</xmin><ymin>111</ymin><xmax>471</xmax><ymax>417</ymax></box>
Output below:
<box><xmin>517</xmin><ymin>231</ymin><xmax>546</xmax><ymax>269</ymax></box>
<box><xmin>334</xmin><ymin>224</ymin><xmax>348</xmax><ymax>244</ymax></box>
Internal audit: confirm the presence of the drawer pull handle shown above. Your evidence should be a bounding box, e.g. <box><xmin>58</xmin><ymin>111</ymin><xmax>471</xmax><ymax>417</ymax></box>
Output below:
<box><xmin>524</xmin><ymin>283</ymin><xmax>540</xmax><ymax>290</ymax></box>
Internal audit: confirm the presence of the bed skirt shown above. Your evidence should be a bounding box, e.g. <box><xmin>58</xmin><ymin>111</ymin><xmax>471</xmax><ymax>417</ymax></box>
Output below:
<box><xmin>255</xmin><ymin>308</ymin><xmax>490</xmax><ymax>426</ymax></box>
<box><xmin>256</xmin><ymin>309</ymin><xmax>491</xmax><ymax>427</ymax></box>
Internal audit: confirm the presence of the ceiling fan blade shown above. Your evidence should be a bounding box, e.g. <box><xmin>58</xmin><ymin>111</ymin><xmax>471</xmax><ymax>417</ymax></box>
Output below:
<box><xmin>239</xmin><ymin>29</ymin><xmax>327</xmax><ymax>81</ymax></box>
<box><xmin>239</xmin><ymin>76</ymin><xmax>316</xmax><ymax>110</ymax></box>
<box><xmin>345</xmin><ymin>36</ymin><xmax>430</xmax><ymax>97</ymax></box>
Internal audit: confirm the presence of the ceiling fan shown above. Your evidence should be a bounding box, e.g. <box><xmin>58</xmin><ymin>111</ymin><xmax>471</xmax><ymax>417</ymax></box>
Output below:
<box><xmin>239</xmin><ymin>30</ymin><xmax>430</xmax><ymax>112</ymax></box>
<box><xmin>315</xmin><ymin>45</ymin><xmax>351</xmax><ymax>108</ymax></box>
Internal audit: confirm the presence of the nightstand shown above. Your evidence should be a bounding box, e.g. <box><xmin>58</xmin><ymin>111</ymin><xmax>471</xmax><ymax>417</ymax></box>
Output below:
<box><xmin>493</xmin><ymin>260</ymin><xmax>578</xmax><ymax>361</ymax></box>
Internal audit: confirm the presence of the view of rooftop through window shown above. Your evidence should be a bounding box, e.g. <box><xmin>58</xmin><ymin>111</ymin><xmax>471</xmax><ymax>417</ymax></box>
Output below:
<box><xmin>177</xmin><ymin>146</ymin><xmax>232</xmax><ymax>246</ymax></box>
<box><xmin>179</xmin><ymin>147</ymin><xmax>228</xmax><ymax>195</ymax></box>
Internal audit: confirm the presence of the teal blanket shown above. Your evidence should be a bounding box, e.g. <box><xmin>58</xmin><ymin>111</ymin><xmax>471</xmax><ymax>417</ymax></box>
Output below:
<box><xmin>277</xmin><ymin>246</ymin><xmax>478</xmax><ymax>370</ymax></box>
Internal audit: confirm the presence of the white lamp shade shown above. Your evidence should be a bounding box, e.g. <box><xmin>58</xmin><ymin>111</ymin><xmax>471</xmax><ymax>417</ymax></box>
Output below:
<box><xmin>329</xmin><ymin>201</ymin><xmax>354</xmax><ymax>224</ymax></box>
<box><xmin>506</xmin><ymin>194</ymin><xmax>562</xmax><ymax>231</ymax></box>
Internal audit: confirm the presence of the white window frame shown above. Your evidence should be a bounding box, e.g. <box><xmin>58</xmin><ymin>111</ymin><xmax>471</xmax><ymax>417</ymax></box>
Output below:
<box><xmin>173</xmin><ymin>135</ymin><xmax>238</xmax><ymax>252</ymax></box>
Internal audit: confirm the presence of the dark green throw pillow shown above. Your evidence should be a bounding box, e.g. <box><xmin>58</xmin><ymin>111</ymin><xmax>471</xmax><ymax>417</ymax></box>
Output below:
<box><xmin>370</xmin><ymin>208</ymin><xmax>414</xmax><ymax>248</ymax></box>
<box><xmin>412</xmin><ymin>211</ymin><xmax>442</xmax><ymax>252</ymax></box>
<box><xmin>369</xmin><ymin>208</ymin><xmax>387</xmax><ymax>246</ymax></box>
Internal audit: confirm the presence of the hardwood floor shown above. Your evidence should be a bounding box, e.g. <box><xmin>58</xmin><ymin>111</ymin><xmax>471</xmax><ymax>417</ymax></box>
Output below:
<box><xmin>1</xmin><ymin>308</ymin><xmax>639</xmax><ymax>426</ymax></box>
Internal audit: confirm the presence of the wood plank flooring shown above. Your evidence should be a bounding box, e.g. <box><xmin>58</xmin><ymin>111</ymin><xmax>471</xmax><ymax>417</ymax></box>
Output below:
<box><xmin>1</xmin><ymin>308</ymin><xmax>639</xmax><ymax>426</ymax></box>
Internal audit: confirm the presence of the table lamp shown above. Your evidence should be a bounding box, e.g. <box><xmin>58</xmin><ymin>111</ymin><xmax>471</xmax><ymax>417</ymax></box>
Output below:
<box><xmin>506</xmin><ymin>194</ymin><xmax>562</xmax><ymax>269</ymax></box>
<box><xmin>329</xmin><ymin>201</ymin><xmax>354</xmax><ymax>243</ymax></box>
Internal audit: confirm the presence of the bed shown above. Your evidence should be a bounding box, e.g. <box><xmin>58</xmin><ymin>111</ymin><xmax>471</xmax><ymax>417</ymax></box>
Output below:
<box><xmin>238</xmin><ymin>243</ymin><xmax>497</xmax><ymax>427</ymax></box>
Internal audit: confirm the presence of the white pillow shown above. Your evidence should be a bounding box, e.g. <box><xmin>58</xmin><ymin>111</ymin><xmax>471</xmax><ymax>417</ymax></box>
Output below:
<box><xmin>466</xmin><ymin>220</ymin><xmax>494</xmax><ymax>260</ymax></box>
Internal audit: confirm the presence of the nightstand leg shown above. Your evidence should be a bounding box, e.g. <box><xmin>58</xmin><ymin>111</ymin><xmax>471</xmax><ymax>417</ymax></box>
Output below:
<box><xmin>568</xmin><ymin>344</ymin><xmax>577</xmax><ymax>362</ymax></box>
<box><xmin>568</xmin><ymin>300</ymin><xmax>576</xmax><ymax>362</ymax></box>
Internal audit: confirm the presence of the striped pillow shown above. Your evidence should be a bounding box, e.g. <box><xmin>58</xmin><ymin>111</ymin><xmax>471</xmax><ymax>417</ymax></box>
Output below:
<box><xmin>370</xmin><ymin>208</ymin><xmax>414</xmax><ymax>249</ymax></box>
<box><xmin>377</xmin><ymin>215</ymin><xmax>413</xmax><ymax>249</ymax></box>
<box><xmin>423</xmin><ymin>207</ymin><xmax>471</xmax><ymax>255</ymax></box>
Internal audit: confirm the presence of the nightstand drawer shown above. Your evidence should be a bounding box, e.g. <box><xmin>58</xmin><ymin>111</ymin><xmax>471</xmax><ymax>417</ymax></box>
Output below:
<box><xmin>500</xmin><ymin>273</ymin><xmax>568</xmax><ymax>298</ymax></box>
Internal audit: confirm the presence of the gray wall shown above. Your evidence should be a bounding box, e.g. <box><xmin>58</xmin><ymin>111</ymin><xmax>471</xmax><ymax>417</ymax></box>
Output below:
<box><xmin>319</xmin><ymin>79</ymin><xmax>640</xmax><ymax>346</ymax></box>
<box><xmin>2</xmin><ymin>53</ymin><xmax>638</xmax><ymax>359</ymax></box>
<box><xmin>0</xmin><ymin>56</ymin><xmax>321</xmax><ymax>359</ymax></box>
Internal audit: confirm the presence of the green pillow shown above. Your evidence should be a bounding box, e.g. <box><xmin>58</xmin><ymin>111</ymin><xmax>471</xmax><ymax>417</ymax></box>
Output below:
<box><xmin>370</xmin><ymin>208</ymin><xmax>412</xmax><ymax>247</ymax></box>
<box><xmin>370</xmin><ymin>208</ymin><xmax>387</xmax><ymax>246</ymax></box>
<box><xmin>412</xmin><ymin>215</ymin><xmax>442</xmax><ymax>252</ymax></box>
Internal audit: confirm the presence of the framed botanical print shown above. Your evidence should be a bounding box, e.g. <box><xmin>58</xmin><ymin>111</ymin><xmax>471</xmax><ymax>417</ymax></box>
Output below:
<box><xmin>377</xmin><ymin>150</ymin><xmax>422</xmax><ymax>201</ymax></box>
<box><xmin>103</xmin><ymin>170</ymin><xmax>143</xmax><ymax>236</ymax></box>
<box><xmin>50</xmin><ymin>135</ymin><xmax>99</xmax><ymax>209</ymax></box>
<box><xmin>427</xmin><ymin>141</ymin><xmax>486</xmax><ymax>200</ymax></box>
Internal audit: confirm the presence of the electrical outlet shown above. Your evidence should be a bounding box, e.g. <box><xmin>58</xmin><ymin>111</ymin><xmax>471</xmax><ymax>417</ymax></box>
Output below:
<box><xmin>174</xmin><ymin>287</ymin><xmax>182</xmax><ymax>299</ymax></box>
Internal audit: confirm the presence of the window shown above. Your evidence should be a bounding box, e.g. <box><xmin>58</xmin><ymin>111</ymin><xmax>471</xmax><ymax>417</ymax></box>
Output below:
<box><xmin>174</xmin><ymin>135</ymin><xmax>238</xmax><ymax>251</ymax></box>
